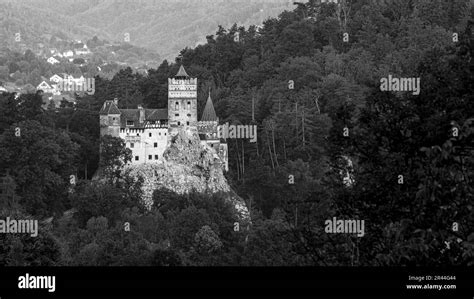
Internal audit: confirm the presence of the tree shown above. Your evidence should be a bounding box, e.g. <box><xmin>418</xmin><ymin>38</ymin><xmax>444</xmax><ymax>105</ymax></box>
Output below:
<box><xmin>8</xmin><ymin>62</ymin><xmax>19</xmax><ymax>73</ymax></box>
<box><xmin>73</xmin><ymin>58</ymin><xmax>86</xmax><ymax>65</ymax></box>
<box><xmin>323</xmin><ymin>38</ymin><xmax>473</xmax><ymax>265</ymax></box>
<box><xmin>98</xmin><ymin>135</ymin><xmax>132</xmax><ymax>181</ymax></box>
<box><xmin>0</xmin><ymin>120</ymin><xmax>78</xmax><ymax>217</ymax></box>
<box><xmin>0</xmin><ymin>209</ymin><xmax>63</xmax><ymax>266</ymax></box>
<box><xmin>24</xmin><ymin>49</ymin><xmax>36</xmax><ymax>62</ymax></box>
<box><xmin>241</xmin><ymin>210</ymin><xmax>300</xmax><ymax>266</ymax></box>
<box><xmin>0</xmin><ymin>66</ymin><xmax>9</xmax><ymax>79</ymax></box>
<box><xmin>151</xmin><ymin>249</ymin><xmax>183</xmax><ymax>266</ymax></box>
<box><xmin>0</xmin><ymin>92</ymin><xmax>20</xmax><ymax>133</ymax></box>
<box><xmin>167</xmin><ymin>205</ymin><xmax>212</xmax><ymax>251</ymax></box>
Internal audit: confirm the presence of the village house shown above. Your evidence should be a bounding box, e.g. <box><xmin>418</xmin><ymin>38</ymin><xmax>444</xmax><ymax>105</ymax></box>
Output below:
<box><xmin>75</xmin><ymin>47</ymin><xmax>91</xmax><ymax>56</ymax></box>
<box><xmin>37</xmin><ymin>81</ymin><xmax>55</xmax><ymax>93</ymax></box>
<box><xmin>47</xmin><ymin>57</ymin><xmax>60</xmax><ymax>65</ymax></box>
<box><xmin>63</xmin><ymin>50</ymin><xmax>74</xmax><ymax>57</ymax></box>
<box><xmin>50</xmin><ymin>49</ymin><xmax>63</xmax><ymax>58</ymax></box>
<box><xmin>49</xmin><ymin>74</ymin><xmax>63</xmax><ymax>83</ymax></box>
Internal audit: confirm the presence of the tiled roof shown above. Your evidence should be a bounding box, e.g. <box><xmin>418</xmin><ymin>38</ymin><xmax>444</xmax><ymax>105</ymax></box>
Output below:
<box><xmin>146</xmin><ymin>109</ymin><xmax>168</xmax><ymax>120</ymax></box>
<box><xmin>175</xmin><ymin>65</ymin><xmax>189</xmax><ymax>78</ymax></box>
<box><xmin>99</xmin><ymin>100</ymin><xmax>121</xmax><ymax>115</ymax></box>
<box><xmin>119</xmin><ymin>108</ymin><xmax>167</xmax><ymax>128</ymax></box>
<box><xmin>118</xmin><ymin>109</ymin><xmax>136</xmax><ymax>122</ymax></box>
<box><xmin>201</xmin><ymin>92</ymin><xmax>218</xmax><ymax>121</ymax></box>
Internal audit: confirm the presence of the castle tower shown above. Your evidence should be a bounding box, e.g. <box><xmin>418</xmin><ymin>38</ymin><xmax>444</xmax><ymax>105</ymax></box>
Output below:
<box><xmin>198</xmin><ymin>90</ymin><xmax>219</xmax><ymax>143</ymax></box>
<box><xmin>168</xmin><ymin>65</ymin><xmax>197</xmax><ymax>136</ymax></box>
<box><xmin>99</xmin><ymin>98</ymin><xmax>121</xmax><ymax>137</ymax></box>
<box><xmin>197</xmin><ymin>90</ymin><xmax>228</xmax><ymax>171</ymax></box>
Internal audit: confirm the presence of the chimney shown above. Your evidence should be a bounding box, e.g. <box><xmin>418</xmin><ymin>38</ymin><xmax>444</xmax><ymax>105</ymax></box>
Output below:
<box><xmin>138</xmin><ymin>105</ymin><xmax>145</xmax><ymax>124</ymax></box>
<box><xmin>113</xmin><ymin>98</ymin><xmax>118</xmax><ymax>106</ymax></box>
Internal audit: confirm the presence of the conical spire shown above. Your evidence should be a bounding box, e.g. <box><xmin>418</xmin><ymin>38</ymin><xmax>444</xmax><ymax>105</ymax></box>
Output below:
<box><xmin>201</xmin><ymin>89</ymin><xmax>218</xmax><ymax>122</ymax></box>
<box><xmin>175</xmin><ymin>65</ymin><xmax>189</xmax><ymax>78</ymax></box>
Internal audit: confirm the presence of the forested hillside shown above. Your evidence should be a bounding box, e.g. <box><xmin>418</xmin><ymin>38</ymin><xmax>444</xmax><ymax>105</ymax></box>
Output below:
<box><xmin>0</xmin><ymin>0</ymin><xmax>96</xmax><ymax>49</ymax></box>
<box><xmin>0</xmin><ymin>0</ymin><xmax>290</xmax><ymax>59</ymax></box>
<box><xmin>0</xmin><ymin>0</ymin><xmax>473</xmax><ymax>266</ymax></box>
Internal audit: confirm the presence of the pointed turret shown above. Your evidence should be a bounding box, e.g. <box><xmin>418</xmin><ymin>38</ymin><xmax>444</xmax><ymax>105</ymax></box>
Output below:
<box><xmin>201</xmin><ymin>90</ymin><xmax>218</xmax><ymax>122</ymax></box>
<box><xmin>175</xmin><ymin>65</ymin><xmax>189</xmax><ymax>78</ymax></box>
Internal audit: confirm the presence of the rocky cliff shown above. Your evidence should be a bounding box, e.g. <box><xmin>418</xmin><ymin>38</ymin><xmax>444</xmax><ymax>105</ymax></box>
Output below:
<box><xmin>124</xmin><ymin>128</ymin><xmax>249</xmax><ymax>219</ymax></box>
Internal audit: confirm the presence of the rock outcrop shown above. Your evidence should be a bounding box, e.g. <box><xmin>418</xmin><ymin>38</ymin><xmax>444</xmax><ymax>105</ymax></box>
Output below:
<box><xmin>124</xmin><ymin>128</ymin><xmax>249</xmax><ymax>219</ymax></box>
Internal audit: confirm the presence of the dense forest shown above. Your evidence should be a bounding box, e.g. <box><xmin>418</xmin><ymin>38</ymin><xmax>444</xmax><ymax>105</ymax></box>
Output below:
<box><xmin>0</xmin><ymin>0</ymin><xmax>473</xmax><ymax>266</ymax></box>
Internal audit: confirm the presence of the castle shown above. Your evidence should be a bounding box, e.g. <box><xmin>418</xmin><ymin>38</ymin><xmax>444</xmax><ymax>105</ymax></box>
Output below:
<box><xmin>99</xmin><ymin>65</ymin><xmax>228</xmax><ymax>170</ymax></box>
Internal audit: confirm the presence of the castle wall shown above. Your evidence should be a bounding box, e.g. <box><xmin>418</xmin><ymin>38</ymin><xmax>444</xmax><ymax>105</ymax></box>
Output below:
<box><xmin>100</xmin><ymin>114</ymin><xmax>120</xmax><ymax>137</ymax></box>
<box><xmin>120</xmin><ymin>127</ymin><xmax>168</xmax><ymax>164</ymax></box>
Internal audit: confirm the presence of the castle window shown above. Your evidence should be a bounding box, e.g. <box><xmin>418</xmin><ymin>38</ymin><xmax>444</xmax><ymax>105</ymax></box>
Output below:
<box><xmin>130</xmin><ymin>143</ymin><xmax>134</xmax><ymax>148</ymax></box>
<box><xmin>137</xmin><ymin>133</ymin><xmax>139</xmax><ymax>136</ymax></box>
<box><xmin>126</xmin><ymin>120</ymin><xmax>134</xmax><ymax>126</ymax></box>
<box><xmin>148</xmin><ymin>155</ymin><xmax>152</xmax><ymax>160</ymax></box>
<box><xmin>154</xmin><ymin>143</ymin><xmax>157</xmax><ymax>148</ymax></box>
<box><xmin>187</xmin><ymin>102</ymin><xmax>191</xmax><ymax>110</ymax></box>
<box><xmin>113</xmin><ymin>117</ymin><xmax>116</xmax><ymax>120</ymax></box>
<box><xmin>177</xmin><ymin>122</ymin><xmax>181</xmax><ymax>126</ymax></box>
<box><xmin>135</xmin><ymin>156</ymin><xmax>139</xmax><ymax>161</ymax></box>
<box><xmin>149</xmin><ymin>133</ymin><xmax>152</xmax><ymax>137</ymax></box>
<box><xmin>175</xmin><ymin>114</ymin><xmax>179</xmax><ymax>117</ymax></box>
<box><xmin>155</xmin><ymin>155</ymin><xmax>158</xmax><ymax>160</ymax></box>
<box><xmin>187</xmin><ymin>114</ymin><xmax>191</xmax><ymax>117</ymax></box>
<box><xmin>186</xmin><ymin>121</ymin><xmax>189</xmax><ymax>126</ymax></box>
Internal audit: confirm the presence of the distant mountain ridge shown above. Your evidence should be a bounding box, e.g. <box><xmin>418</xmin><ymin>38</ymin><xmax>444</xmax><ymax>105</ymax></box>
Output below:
<box><xmin>1</xmin><ymin>0</ymin><xmax>291</xmax><ymax>60</ymax></box>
